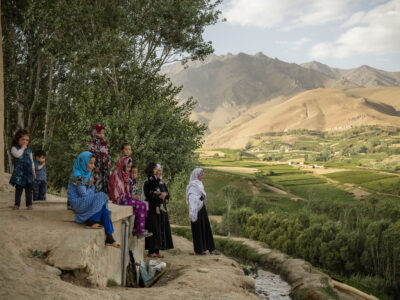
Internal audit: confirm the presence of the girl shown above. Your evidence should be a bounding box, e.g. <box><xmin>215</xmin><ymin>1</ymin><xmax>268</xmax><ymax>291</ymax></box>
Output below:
<box><xmin>108</xmin><ymin>158</ymin><xmax>150</xmax><ymax>238</ymax></box>
<box><xmin>88</xmin><ymin>124</ymin><xmax>111</xmax><ymax>193</ymax></box>
<box><xmin>67</xmin><ymin>151</ymin><xmax>120</xmax><ymax>248</ymax></box>
<box><xmin>144</xmin><ymin>162</ymin><xmax>167</xmax><ymax>258</ymax></box>
<box><xmin>10</xmin><ymin>128</ymin><xmax>36</xmax><ymax>210</ymax></box>
<box><xmin>155</xmin><ymin>164</ymin><xmax>174</xmax><ymax>251</ymax></box>
<box><xmin>186</xmin><ymin>168</ymin><xmax>219</xmax><ymax>255</ymax></box>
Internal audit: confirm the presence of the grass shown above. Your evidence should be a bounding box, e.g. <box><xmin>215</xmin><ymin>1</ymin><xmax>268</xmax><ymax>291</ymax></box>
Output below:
<box><xmin>289</xmin><ymin>184</ymin><xmax>356</xmax><ymax>202</ymax></box>
<box><xmin>325</xmin><ymin>170</ymin><xmax>396</xmax><ymax>185</ymax></box>
<box><xmin>268</xmin><ymin>174</ymin><xmax>326</xmax><ymax>187</ymax></box>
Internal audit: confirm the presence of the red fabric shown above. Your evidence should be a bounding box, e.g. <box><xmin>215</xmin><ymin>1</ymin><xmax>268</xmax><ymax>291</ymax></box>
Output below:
<box><xmin>108</xmin><ymin>157</ymin><xmax>132</xmax><ymax>203</ymax></box>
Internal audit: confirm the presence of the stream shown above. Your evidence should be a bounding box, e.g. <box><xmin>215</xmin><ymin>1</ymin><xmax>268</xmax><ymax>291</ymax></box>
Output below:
<box><xmin>245</xmin><ymin>266</ymin><xmax>292</xmax><ymax>300</ymax></box>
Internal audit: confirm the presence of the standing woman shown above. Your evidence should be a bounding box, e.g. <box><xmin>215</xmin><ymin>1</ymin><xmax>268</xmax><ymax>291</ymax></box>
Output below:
<box><xmin>186</xmin><ymin>168</ymin><xmax>219</xmax><ymax>255</ymax></box>
<box><xmin>156</xmin><ymin>164</ymin><xmax>174</xmax><ymax>251</ymax></box>
<box><xmin>88</xmin><ymin>124</ymin><xmax>111</xmax><ymax>193</ymax></box>
<box><xmin>67</xmin><ymin>151</ymin><xmax>120</xmax><ymax>248</ymax></box>
<box><xmin>144</xmin><ymin>162</ymin><xmax>167</xmax><ymax>258</ymax></box>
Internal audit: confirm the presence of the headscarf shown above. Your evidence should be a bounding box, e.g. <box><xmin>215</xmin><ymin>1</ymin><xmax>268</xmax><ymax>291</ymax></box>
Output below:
<box><xmin>156</xmin><ymin>164</ymin><xmax>163</xmax><ymax>180</ymax></box>
<box><xmin>71</xmin><ymin>151</ymin><xmax>94</xmax><ymax>184</ymax></box>
<box><xmin>186</xmin><ymin>168</ymin><xmax>206</xmax><ymax>222</ymax></box>
<box><xmin>91</xmin><ymin>124</ymin><xmax>107</xmax><ymax>146</ymax></box>
<box><xmin>109</xmin><ymin>156</ymin><xmax>132</xmax><ymax>203</ymax></box>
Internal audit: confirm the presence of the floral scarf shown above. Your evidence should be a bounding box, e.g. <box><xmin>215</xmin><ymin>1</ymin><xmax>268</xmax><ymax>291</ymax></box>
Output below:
<box><xmin>109</xmin><ymin>157</ymin><xmax>132</xmax><ymax>203</ymax></box>
<box><xmin>89</xmin><ymin>124</ymin><xmax>110</xmax><ymax>168</ymax></box>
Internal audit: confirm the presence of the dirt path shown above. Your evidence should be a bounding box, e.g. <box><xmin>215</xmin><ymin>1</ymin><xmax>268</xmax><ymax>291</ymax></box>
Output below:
<box><xmin>0</xmin><ymin>184</ymin><xmax>258</xmax><ymax>300</ymax></box>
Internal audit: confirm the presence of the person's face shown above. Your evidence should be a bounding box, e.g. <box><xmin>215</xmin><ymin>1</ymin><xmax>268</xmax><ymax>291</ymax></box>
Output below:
<box><xmin>87</xmin><ymin>157</ymin><xmax>96</xmax><ymax>172</ymax></box>
<box><xmin>125</xmin><ymin>162</ymin><xmax>132</xmax><ymax>173</ymax></box>
<box><xmin>198</xmin><ymin>171</ymin><xmax>204</xmax><ymax>181</ymax></box>
<box><xmin>131</xmin><ymin>168</ymin><xmax>138</xmax><ymax>179</ymax></box>
<box><xmin>156</xmin><ymin>168</ymin><xmax>162</xmax><ymax>177</ymax></box>
<box><xmin>18</xmin><ymin>135</ymin><xmax>30</xmax><ymax>147</ymax></box>
<box><xmin>153</xmin><ymin>166</ymin><xmax>157</xmax><ymax>175</ymax></box>
<box><xmin>36</xmin><ymin>156</ymin><xmax>46</xmax><ymax>163</ymax></box>
<box><xmin>97</xmin><ymin>129</ymin><xmax>105</xmax><ymax>140</ymax></box>
<box><xmin>122</xmin><ymin>145</ymin><xmax>132</xmax><ymax>157</ymax></box>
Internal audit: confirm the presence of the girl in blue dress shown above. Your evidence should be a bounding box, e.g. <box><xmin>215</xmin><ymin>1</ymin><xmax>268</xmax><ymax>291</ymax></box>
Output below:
<box><xmin>67</xmin><ymin>151</ymin><xmax>120</xmax><ymax>248</ymax></box>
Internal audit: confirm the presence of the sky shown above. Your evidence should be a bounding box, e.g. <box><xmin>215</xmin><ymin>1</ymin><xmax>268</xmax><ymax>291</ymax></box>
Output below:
<box><xmin>203</xmin><ymin>0</ymin><xmax>400</xmax><ymax>71</ymax></box>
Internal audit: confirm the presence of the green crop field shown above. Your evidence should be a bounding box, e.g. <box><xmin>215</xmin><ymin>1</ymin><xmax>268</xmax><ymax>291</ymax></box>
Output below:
<box><xmin>325</xmin><ymin>170</ymin><xmax>396</xmax><ymax>184</ymax></box>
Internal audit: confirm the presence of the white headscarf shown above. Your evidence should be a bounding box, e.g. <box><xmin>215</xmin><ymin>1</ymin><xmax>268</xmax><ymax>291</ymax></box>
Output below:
<box><xmin>156</xmin><ymin>164</ymin><xmax>163</xmax><ymax>181</ymax></box>
<box><xmin>186</xmin><ymin>168</ymin><xmax>206</xmax><ymax>222</ymax></box>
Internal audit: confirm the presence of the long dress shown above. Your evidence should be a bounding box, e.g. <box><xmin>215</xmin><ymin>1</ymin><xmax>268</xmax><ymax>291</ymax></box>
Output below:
<box><xmin>159</xmin><ymin>180</ymin><xmax>174</xmax><ymax>250</ymax></box>
<box><xmin>89</xmin><ymin>138</ymin><xmax>111</xmax><ymax>193</ymax></box>
<box><xmin>191</xmin><ymin>196</ymin><xmax>215</xmax><ymax>254</ymax></box>
<box><xmin>144</xmin><ymin>175</ymin><xmax>162</xmax><ymax>253</ymax></box>
<box><xmin>67</xmin><ymin>181</ymin><xmax>108</xmax><ymax>223</ymax></box>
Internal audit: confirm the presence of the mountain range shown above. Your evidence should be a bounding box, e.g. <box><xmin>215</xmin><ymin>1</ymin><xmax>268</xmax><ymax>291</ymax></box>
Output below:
<box><xmin>162</xmin><ymin>53</ymin><xmax>400</xmax><ymax>148</ymax></box>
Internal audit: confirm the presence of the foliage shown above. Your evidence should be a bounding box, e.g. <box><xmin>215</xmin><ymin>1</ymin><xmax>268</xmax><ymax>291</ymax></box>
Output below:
<box><xmin>3</xmin><ymin>0</ymin><xmax>223</xmax><ymax>188</ymax></box>
<box><xmin>168</xmin><ymin>171</ymin><xmax>190</xmax><ymax>226</ymax></box>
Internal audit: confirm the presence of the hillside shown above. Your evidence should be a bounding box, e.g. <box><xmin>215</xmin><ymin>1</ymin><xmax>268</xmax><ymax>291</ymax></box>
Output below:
<box><xmin>164</xmin><ymin>53</ymin><xmax>357</xmax><ymax>131</ymax></box>
<box><xmin>164</xmin><ymin>53</ymin><xmax>400</xmax><ymax>132</ymax></box>
<box><xmin>203</xmin><ymin>87</ymin><xmax>400</xmax><ymax>148</ymax></box>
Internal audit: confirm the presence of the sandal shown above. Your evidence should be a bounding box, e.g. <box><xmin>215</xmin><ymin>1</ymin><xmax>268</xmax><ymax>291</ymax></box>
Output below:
<box><xmin>27</xmin><ymin>205</ymin><xmax>33</xmax><ymax>210</ymax></box>
<box><xmin>13</xmin><ymin>205</ymin><xmax>19</xmax><ymax>210</ymax></box>
<box><xmin>210</xmin><ymin>250</ymin><xmax>221</xmax><ymax>255</ymax></box>
<box><xmin>105</xmin><ymin>241</ymin><xmax>120</xmax><ymax>248</ymax></box>
<box><xmin>86</xmin><ymin>223</ymin><xmax>103</xmax><ymax>229</ymax></box>
<box><xmin>156</xmin><ymin>253</ymin><xmax>164</xmax><ymax>258</ymax></box>
<box><xmin>148</xmin><ymin>253</ymin><xmax>158</xmax><ymax>258</ymax></box>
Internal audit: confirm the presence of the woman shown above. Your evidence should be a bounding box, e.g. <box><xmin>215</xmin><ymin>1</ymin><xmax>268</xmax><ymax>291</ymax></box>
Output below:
<box><xmin>156</xmin><ymin>164</ymin><xmax>174</xmax><ymax>251</ymax></box>
<box><xmin>67</xmin><ymin>151</ymin><xmax>120</xmax><ymax>248</ymax></box>
<box><xmin>88</xmin><ymin>124</ymin><xmax>111</xmax><ymax>193</ymax></box>
<box><xmin>143</xmin><ymin>162</ymin><xmax>167</xmax><ymax>258</ymax></box>
<box><xmin>186</xmin><ymin>168</ymin><xmax>218</xmax><ymax>255</ymax></box>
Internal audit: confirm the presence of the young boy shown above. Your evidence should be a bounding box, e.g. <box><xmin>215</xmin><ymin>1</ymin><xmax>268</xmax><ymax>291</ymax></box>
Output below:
<box><xmin>121</xmin><ymin>143</ymin><xmax>132</xmax><ymax>158</ymax></box>
<box><xmin>33</xmin><ymin>150</ymin><xmax>47</xmax><ymax>201</ymax></box>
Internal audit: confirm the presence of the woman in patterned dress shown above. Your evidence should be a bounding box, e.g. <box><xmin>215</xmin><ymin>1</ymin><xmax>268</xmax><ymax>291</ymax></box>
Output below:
<box><xmin>88</xmin><ymin>124</ymin><xmax>111</xmax><ymax>193</ymax></box>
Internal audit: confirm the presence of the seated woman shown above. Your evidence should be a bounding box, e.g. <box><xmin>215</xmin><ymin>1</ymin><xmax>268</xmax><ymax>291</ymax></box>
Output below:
<box><xmin>108</xmin><ymin>157</ymin><xmax>150</xmax><ymax>238</ymax></box>
<box><xmin>186</xmin><ymin>168</ymin><xmax>219</xmax><ymax>255</ymax></box>
<box><xmin>67</xmin><ymin>151</ymin><xmax>120</xmax><ymax>248</ymax></box>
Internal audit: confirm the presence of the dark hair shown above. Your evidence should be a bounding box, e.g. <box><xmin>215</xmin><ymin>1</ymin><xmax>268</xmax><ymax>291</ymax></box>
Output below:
<box><xmin>144</xmin><ymin>162</ymin><xmax>156</xmax><ymax>176</ymax></box>
<box><xmin>11</xmin><ymin>128</ymin><xmax>31</xmax><ymax>147</ymax></box>
<box><xmin>121</xmin><ymin>143</ymin><xmax>131</xmax><ymax>151</ymax></box>
<box><xmin>35</xmin><ymin>150</ymin><xmax>46</xmax><ymax>158</ymax></box>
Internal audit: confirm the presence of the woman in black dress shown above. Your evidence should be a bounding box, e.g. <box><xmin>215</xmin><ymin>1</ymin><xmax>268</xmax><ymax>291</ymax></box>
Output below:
<box><xmin>186</xmin><ymin>168</ymin><xmax>219</xmax><ymax>255</ymax></box>
<box><xmin>155</xmin><ymin>164</ymin><xmax>174</xmax><ymax>251</ymax></box>
<box><xmin>143</xmin><ymin>162</ymin><xmax>167</xmax><ymax>258</ymax></box>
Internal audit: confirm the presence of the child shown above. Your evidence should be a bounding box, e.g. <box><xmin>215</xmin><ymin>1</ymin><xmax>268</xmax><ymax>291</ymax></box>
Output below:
<box><xmin>9</xmin><ymin>128</ymin><xmax>36</xmax><ymax>210</ymax></box>
<box><xmin>88</xmin><ymin>124</ymin><xmax>111</xmax><ymax>193</ymax></box>
<box><xmin>129</xmin><ymin>166</ymin><xmax>151</xmax><ymax>238</ymax></box>
<box><xmin>33</xmin><ymin>150</ymin><xmax>47</xmax><ymax>201</ymax></box>
<box><xmin>121</xmin><ymin>143</ymin><xmax>132</xmax><ymax>158</ymax></box>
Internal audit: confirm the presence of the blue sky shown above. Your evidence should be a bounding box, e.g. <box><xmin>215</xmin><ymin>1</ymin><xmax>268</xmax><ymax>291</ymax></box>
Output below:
<box><xmin>204</xmin><ymin>0</ymin><xmax>400</xmax><ymax>71</ymax></box>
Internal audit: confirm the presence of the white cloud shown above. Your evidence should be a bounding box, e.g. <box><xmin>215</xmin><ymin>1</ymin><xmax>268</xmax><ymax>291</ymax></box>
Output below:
<box><xmin>276</xmin><ymin>38</ymin><xmax>311</xmax><ymax>50</ymax></box>
<box><xmin>310</xmin><ymin>0</ymin><xmax>400</xmax><ymax>59</ymax></box>
<box><xmin>224</xmin><ymin>0</ymin><xmax>349</xmax><ymax>29</ymax></box>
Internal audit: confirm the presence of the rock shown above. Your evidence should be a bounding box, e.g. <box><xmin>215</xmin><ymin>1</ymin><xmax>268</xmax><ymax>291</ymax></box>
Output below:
<box><xmin>45</xmin><ymin>265</ymin><xmax>62</xmax><ymax>276</ymax></box>
<box><xmin>197</xmin><ymin>268</ymin><xmax>209</xmax><ymax>273</ymax></box>
<box><xmin>239</xmin><ymin>276</ymin><xmax>255</xmax><ymax>290</ymax></box>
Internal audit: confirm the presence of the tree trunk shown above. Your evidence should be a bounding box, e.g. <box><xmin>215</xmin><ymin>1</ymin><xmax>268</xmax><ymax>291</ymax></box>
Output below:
<box><xmin>43</xmin><ymin>56</ymin><xmax>54</xmax><ymax>149</ymax></box>
<box><xmin>0</xmin><ymin>0</ymin><xmax>4</xmax><ymax>173</ymax></box>
<box><xmin>28</xmin><ymin>53</ymin><xmax>42</xmax><ymax>129</ymax></box>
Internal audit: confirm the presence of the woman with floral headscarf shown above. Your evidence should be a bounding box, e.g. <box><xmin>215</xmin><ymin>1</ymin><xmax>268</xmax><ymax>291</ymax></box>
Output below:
<box><xmin>88</xmin><ymin>124</ymin><xmax>111</xmax><ymax>193</ymax></box>
<box><xmin>108</xmin><ymin>157</ymin><xmax>151</xmax><ymax>238</ymax></box>
<box><xmin>186</xmin><ymin>168</ymin><xmax>219</xmax><ymax>255</ymax></box>
<box><xmin>67</xmin><ymin>151</ymin><xmax>120</xmax><ymax>248</ymax></box>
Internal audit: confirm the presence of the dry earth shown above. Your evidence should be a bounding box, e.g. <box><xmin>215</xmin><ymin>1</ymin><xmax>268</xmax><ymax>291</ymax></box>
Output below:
<box><xmin>0</xmin><ymin>175</ymin><xmax>259</xmax><ymax>300</ymax></box>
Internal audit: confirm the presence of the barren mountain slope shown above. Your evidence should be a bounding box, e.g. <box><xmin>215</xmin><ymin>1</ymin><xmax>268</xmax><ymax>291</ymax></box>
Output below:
<box><xmin>204</xmin><ymin>87</ymin><xmax>400</xmax><ymax>148</ymax></box>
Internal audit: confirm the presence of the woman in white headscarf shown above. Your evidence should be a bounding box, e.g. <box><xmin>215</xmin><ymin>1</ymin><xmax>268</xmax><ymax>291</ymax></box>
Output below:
<box><xmin>186</xmin><ymin>168</ymin><xmax>218</xmax><ymax>255</ymax></box>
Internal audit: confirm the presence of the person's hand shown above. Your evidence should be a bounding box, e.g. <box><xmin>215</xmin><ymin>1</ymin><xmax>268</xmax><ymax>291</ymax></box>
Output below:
<box><xmin>132</xmin><ymin>195</ymin><xmax>140</xmax><ymax>200</ymax></box>
<box><xmin>33</xmin><ymin>173</ymin><xmax>37</xmax><ymax>180</ymax></box>
<box><xmin>95</xmin><ymin>167</ymin><xmax>100</xmax><ymax>173</ymax></box>
<box><xmin>21</xmin><ymin>143</ymin><xmax>27</xmax><ymax>150</ymax></box>
<box><xmin>160</xmin><ymin>192</ymin><xmax>167</xmax><ymax>200</ymax></box>
<box><xmin>42</xmin><ymin>162</ymin><xmax>46</xmax><ymax>166</ymax></box>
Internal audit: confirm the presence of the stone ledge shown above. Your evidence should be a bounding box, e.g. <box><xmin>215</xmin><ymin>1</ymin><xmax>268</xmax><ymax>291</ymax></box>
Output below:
<box><xmin>32</xmin><ymin>201</ymin><xmax>133</xmax><ymax>222</ymax></box>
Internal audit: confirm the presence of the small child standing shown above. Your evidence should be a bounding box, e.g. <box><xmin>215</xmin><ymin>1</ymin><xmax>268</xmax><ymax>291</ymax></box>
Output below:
<box><xmin>9</xmin><ymin>128</ymin><xmax>36</xmax><ymax>210</ymax></box>
<box><xmin>33</xmin><ymin>150</ymin><xmax>47</xmax><ymax>201</ymax></box>
<box><xmin>129</xmin><ymin>166</ymin><xmax>151</xmax><ymax>238</ymax></box>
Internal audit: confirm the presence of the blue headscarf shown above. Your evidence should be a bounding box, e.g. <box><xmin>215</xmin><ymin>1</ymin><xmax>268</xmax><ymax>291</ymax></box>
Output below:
<box><xmin>71</xmin><ymin>151</ymin><xmax>94</xmax><ymax>184</ymax></box>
